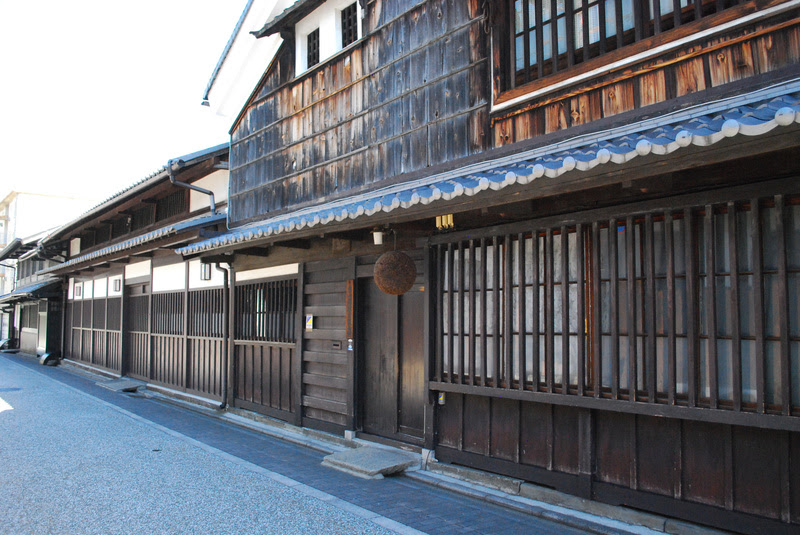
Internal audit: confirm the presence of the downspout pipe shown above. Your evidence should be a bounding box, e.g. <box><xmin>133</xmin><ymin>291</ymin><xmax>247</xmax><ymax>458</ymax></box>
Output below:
<box><xmin>214</xmin><ymin>262</ymin><xmax>230</xmax><ymax>409</ymax></box>
<box><xmin>168</xmin><ymin>158</ymin><xmax>216</xmax><ymax>215</ymax></box>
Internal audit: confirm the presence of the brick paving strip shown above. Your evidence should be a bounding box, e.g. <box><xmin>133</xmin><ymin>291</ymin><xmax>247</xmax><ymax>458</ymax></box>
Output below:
<box><xmin>1</xmin><ymin>353</ymin><xmax>650</xmax><ymax>535</ymax></box>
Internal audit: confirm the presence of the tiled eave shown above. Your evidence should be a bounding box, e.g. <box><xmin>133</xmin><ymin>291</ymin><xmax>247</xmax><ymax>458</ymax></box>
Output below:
<box><xmin>177</xmin><ymin>79</ymin><xmax>800</xmax><ymax>258</ymax></box>
<box><xmin>39</xmin><ymin>143</ymin><xmax>228</xmax><ymax>247</ymax></box>
<box><xmin>41</xmin><ymin>212</ymin><xmax>226</xmax><ymax>275</ymax></box>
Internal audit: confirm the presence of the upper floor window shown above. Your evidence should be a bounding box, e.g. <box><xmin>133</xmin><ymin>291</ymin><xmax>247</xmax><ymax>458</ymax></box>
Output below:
<box><xmin>512</xmin><ymin>0</ymin><xmax>738</xmax><ymax>86</ymax></box>
<box><xmin>341</xmin><ymin>3</ymin><xmax>358</xmax><ymax>48</ymax></box>
<box><xmin>296</xmin><ymin>0</ymin><xmax>362</xmax><ymax>74</ymax></box>
<box><xmin>155</xmin><ymin>190</ymin><xmax>187</xmax><ymax>222</ymax></box>
<box><xmin>307</xmin><ymin>28</ymin><xmax>321</xmax><ymax>68</ymax></box>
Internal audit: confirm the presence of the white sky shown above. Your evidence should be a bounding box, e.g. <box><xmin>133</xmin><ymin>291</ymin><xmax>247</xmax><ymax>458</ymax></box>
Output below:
<box><xmin>0</xmin><ymin>0</ymin><xmax>249</xmax><ymax>203</ymax></box>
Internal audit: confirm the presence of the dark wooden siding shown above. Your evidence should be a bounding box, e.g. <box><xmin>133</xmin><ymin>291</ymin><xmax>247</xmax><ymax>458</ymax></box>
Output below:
<box><xmin>492</xmin><ymin>10</ymin><xmax>800</xmax><ymax>146</ymax></box>
<box><xmin>431</xmin><ymin>180</ymin><xmax>800</xmax><ymax>423</ymax></box>
<box><xmin>122</xmin><ymin>285</ymin><xmax>225</xmax><ymax>401</ymax></box>
<box><xmin>228</xmin><ymin>0</ymin><xmax>489</xmax><ymax>226</ymax></box>
<box><xmin>64</xmin><ymin>292</ymin><xmax>122</xmax><ymax>373</ymax></box>
<box><xmin>437</xmin><ymin>394</ymin><xmax>797</xmax><ymax>534</ymax></box>
<box><xmin>301</xmin><ymin>258</ymin><xmax>355</xmax><ymax>432</ymax></box>
<box><xmin>432</xmin><ymin>178</ymin><xmax>800</xmax><ymax>533</ymax></box>
<box><xmin>232</xmin><ymin>276</ymin><xmax>299</xmax><ymax>421</ymax></box>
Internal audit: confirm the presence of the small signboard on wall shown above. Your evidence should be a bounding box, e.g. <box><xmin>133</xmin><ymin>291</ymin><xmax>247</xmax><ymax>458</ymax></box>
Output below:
<box><xmin>305</xmin><ymin>315</ymin><xmax>313</xmax><ymax>331</ymax></box>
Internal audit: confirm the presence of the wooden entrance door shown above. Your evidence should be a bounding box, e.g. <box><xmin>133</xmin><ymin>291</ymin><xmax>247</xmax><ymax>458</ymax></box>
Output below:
<box><xmin>124</xmin><ymin>283</ymin><xmax>150</xmax><ymax>380</ymax></box>
<box><xmin>358</xmin><ymin>279</ymin><xmax>425</xmax><ymax>443</ymax></box>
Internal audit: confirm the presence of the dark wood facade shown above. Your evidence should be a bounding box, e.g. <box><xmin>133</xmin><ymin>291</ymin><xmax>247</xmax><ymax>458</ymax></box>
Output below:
<box><xmin>228</xmin><ymin>0</ymin><xmax>490</xmax><ymax>226</ymax></box>
<box><xmin>212</xmin><ymin>0</ymin><xmax>800</xmax><ymax>531</ymax></box>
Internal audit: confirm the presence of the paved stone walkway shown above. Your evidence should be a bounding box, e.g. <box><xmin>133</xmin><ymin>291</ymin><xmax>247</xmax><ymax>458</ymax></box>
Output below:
<box><xmin>0</xmin><ymin>353</ymin><xmax>621</xmax><ymax>535</ymax></box>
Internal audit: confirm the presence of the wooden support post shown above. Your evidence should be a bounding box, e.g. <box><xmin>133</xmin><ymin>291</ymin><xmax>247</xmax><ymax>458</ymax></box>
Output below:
<box><xmin>294</xmin><ymin>263</ymin><xmax>305</xmax><ymax>427</ymax></box>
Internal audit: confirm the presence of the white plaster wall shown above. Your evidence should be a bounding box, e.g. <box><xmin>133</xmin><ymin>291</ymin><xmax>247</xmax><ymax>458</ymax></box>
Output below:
<box><xmin>295</xmin><ymin>0</ymin><xmax>362</xmax><ymax>74</ymax></box>
<box><xmin>69</xmin><ymin>238</ymin><xmax>81</xmax><ymax>257</ymax></box>
<box><xmin>67</xmin><ymin>278</ymin><xmax>75</xmax><ymax>300</ymax></box>
<box><xmin>188</xmin><ymin>259</ymin><xmax>226</xmax><ymax>289</ymax></box>
<box><xmin>108</xmin><ymin>275</ymin><xmax>123</xmax><ymax>297</ymax></box>
<box><xmin>93</xmin><ymin>277</ymin><xmax>107</xmax><ymax>299</ymax></box>
<box><xmin>125</xmin><ymin>259</ymin><xmax>151</xmax><ymax>281</ymax></box>
<box><xmin>237</xmin><ymin>263</ymin><xmax>298</xmax><ymax>282</ymax></box>
<box><xmin>152</xmin><ymin>263</ymin><xmax>186</xmax><ymax>293</ymax></box>
<box><xmin>83</xmin><ymin>280</ymin><xmax>93</xmax><ymax>300</ymax></box>
<box><xmin>205</xmin><ymin>0</ymin><xmax>292</xmax><ymax>120</ymax></box>
<box><xmin>189</xmin><ymin>170</ymin><xmax>230</xmax><ymax>212</ymax></box>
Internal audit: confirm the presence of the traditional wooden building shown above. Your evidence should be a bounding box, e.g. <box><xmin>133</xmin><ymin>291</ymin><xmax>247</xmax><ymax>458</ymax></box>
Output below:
<box><xmin>0</xmin><ymin>232</ymin><xmax>62</xmax><ymax>355</ymax></box>
<box><xmin>34</xmin><ymin>145</ymin><xmax>234</xmax><ymax>400</ymax></box>
<box><xmin>65</xmin><ymin>0</ymin><xmax>800</xmax><ymax>532</ymax></box>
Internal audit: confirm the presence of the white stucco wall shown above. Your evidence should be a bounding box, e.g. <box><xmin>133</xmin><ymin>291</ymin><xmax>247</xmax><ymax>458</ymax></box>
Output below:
<box><xmin>108</xmin><ymin>275</ymin><xmax>123</xmax><ymax>297</ymax></box>
<box><xmin>205</xmin><ymin>0</ymin><xmax>292</xmax><ymax>120</ymax></box>
<box><xmin>295</xmin><ymin>0</ymin><xmax>362</xmax><ymax>74</ymax></box>
<box><xmin>152</xmin><ymin>263</ymin><xmax>186</xmax><ymax>293</ymax></box>
<box><xmin>125</xmin><ymin>260</ymin><xmax>151</xmax><ymax>281</ymax></box>
<box><xmin>188</xmin><ymin>259</ymin><xmax>226</xmax><ymax>289</ymax></box>
<box><xmin>93</xmin><ymin>277</ymin><xmax>107</xmax><ymax>299</ymax></box>
<box><xmin>189</xmin><ymin>170</ymin><xmax>230</xmax><ymax>212</ymax></box>
<box><xmin>237</xmin><ymin>263</ymin><xmax>298</xmax><ymax>282</ymax></box>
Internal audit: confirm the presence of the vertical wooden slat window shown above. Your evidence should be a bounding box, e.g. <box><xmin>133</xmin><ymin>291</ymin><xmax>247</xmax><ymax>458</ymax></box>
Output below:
<box><xmin>307</xmin><ymin>28</ymin><xmax>320</xmax><ymax>68</ymax></box>
<box><xmin>155</xmin><ymin>191</ymin><xmax>187</xmax><ymax>222</ymax></box>
<box><xmin>131</xmin><ymin>206</ymin><xmax>154</xmax><ymax>232</ymax></box>
<box><xmin>111</xmin><ymin>218</ymin><xmax>129</xmax><ymax>239</ymax></box>
<box><xmin>81</xmin><ymin>298</ymin><xmax>92</xmax><ymax>328</ymax></box>
<box><xmin>341</xmin><ymin>3</ymin><xmax>358</xmax><ymax>48</ymax></box>
<box><xmin>152</xmin><ymin>292</ymin><xmax>184</xmax><ymax>335</ymax></box>
<box><xmin>107</xmin><ymin>298</ymin><xmax>122</xmax><ymax>331</ymax></box>
<box><xmin>235</xmin><ymin>278</ymin><xmax>297</xmax><ymax>343</ymax></box>
<box><xmin>93</xmin><ymin>298</ymin><xmax>106</xmax><ymax>330</ymax></box>
<box><xmin>435</xmin><ymin>193</ymin><xmax>800</xmax><ymax>415</ymax></box>
<box><xmin>187</xmin><ymin>288</ymin><xmax>224</xmax><ymax>338</ymax></box>
<box><xmin>128</xmin><ymin>295</ymin><xmax>149</xmax><ymax>332</ymax></box>
<box><xmin>510</xmin><ymin>0</ymin><xmax>738</xmax><ymax>87</ymax></box>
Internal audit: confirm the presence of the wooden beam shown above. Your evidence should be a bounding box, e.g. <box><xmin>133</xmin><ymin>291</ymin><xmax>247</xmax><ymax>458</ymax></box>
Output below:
<box><xmin>235</xmin><ymin>247</ymin><xmax>271</xmax><ymax>258</ymax></box>
<box><xmin>199</xmin><ymin>254</ymin><xmax>234</xmax><ymax>264</ymax></box>
<box><xmin>274</xmin><ymin>239</ymin><xmax>311</xmax><ymax>250</ymax></box>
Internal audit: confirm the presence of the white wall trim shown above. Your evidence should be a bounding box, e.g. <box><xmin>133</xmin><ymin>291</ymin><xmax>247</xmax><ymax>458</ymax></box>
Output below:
<box><xmin>152</xmin><ymin>263</ymin><xmax>187</xmax><ymax>293</ymax></box>
<box><xmin>237</xmin><ymin>263</ymin><xmax>299</xmax><ymax>282</ymax></box>
<box><xmin>295</xmin><ymin>0</ymin><xmax>362</xmax><ymax>75</ymax></box>
<box><xmin>93</xmin><ymin>277</ymin><xmax>108</xmax><ymax>299</ymax></box>
<box><xmin>188</xmin><ymin>259</ymin><xmax>226</xmax><ymax>289</ymax></box>
<box><xmin>125</xmin><ymin>259</ymin><xmax>152</xmax><ymax>281</ymax></box>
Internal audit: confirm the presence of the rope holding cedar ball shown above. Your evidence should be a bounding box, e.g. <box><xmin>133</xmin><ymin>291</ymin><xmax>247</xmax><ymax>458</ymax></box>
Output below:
<box><xmin>374</xmin><ymin>251</ymin><xmax>417</xmax><ymax>295</ymax></box>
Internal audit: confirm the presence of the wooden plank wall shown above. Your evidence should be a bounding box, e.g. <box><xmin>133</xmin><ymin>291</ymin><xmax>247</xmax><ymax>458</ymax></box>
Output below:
<box><xmin>228</xmin><ymin>0</ymin><xmax>489</xmax><ymax>227</ymax></box>
<box><xmin>64</xmin><ymin>296</ymin><xmax>123</xmax><ymax>373</ymax></box>
<box><xmin>492</xmin><ymin>18</ymin><xmax>800</xmax><ymax>146</ymax></box>
<box><xmin>437</xmin><ymin>394</ymin><xmax>798</xmax><ymax>534</ymax></box>
<box><xmin>301</xmin><ymin>258</ymin><xmax>356</xmax><ymax>433</ymax></box>
<box><xmin>233</xmin><ymin>342</ymin><xmax>295</xmax><ymax>420</ymax></box>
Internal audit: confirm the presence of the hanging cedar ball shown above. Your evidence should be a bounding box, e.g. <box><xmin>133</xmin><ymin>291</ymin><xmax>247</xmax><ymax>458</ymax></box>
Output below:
<box><xmin>374</xmin><ymin>251</ymin><xmax>417</xmax><ymax>295</ymax></box>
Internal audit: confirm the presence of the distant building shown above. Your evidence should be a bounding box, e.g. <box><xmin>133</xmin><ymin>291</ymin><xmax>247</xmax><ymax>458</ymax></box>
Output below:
<box><xmin>0</xmin><ymin>191</ymin><xmax>96</xmax><ymax>341</ymax></box>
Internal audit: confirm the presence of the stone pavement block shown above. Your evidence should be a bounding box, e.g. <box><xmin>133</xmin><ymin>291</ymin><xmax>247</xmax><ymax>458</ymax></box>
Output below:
<box><xmin>96</xmin><ymin>377</ymin><xmax>145</xmax><ymax>392</ymax></box>
<box><xmin>322</xmin><ymin>446</ymin><xmax>419</xmax><ymax>479</ymax></box>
